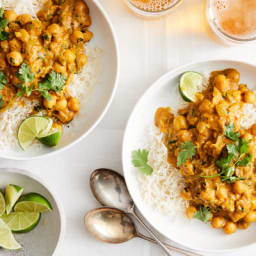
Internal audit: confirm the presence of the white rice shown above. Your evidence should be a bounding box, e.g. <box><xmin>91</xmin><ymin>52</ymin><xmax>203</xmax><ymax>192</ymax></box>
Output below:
<box><xmin>241</xmin><ymin>103</ymin><xmax>256</xmax><ymax>129</ymax></box>
<box><xmin>0</xmin><ymin>0</ymin><xmax>102</xmax><ymax>150</ymax></box>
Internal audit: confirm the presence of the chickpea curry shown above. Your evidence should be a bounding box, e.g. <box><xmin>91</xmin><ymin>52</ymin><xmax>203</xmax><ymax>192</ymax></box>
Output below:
<box><xmin>0</xmin><ymin>0</ymin><xmax>93</xmax><ymax>128</ymax></box>
<box><xmin>155</xmin><ymin>68</ymin><xmax>256</xmax><ymax>235</ymax></box>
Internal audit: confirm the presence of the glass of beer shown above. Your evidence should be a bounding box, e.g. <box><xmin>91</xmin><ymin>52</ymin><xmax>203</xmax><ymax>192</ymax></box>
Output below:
<box><xmin>207</xmin><ymin>0</ymin><xmax>256</xmax><ymax>43</ymax></box>
<box><xmin>124</xmin><ymin>0</ymin><xmax>183</xmax><ymax>17</ymax></box>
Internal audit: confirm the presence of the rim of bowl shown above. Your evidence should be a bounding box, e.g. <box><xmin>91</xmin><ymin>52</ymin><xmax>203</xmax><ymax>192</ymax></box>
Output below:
<box><xmin>0</xmin><ymin>0</ymin><xmax>120</xmax><ymax>161</ymax></box>
<box><xmin>122</xmin><ymin>58</ymin><xmax>256</xmax><ymax>254</ymax></box>
<box><xmin>206</xmin><ymin>0</ymin><xmax>256</xmax><ymax>43</ymax></box>
<box><xmin>124</xmin><ymin>0</ymin><xmax>183</xmax><ymax>17</ymax></box>
<box><xmin>0</xmin><ymin>168</ymin><xmax>66</xmax><ymax>256</ymax></box>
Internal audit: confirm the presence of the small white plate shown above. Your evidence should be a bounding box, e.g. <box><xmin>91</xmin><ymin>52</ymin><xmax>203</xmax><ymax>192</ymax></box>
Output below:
<box><xmin>0</xmin><ymin>168</ymin><xmax>65</xmax><ymax>256</ymax></box>
<box><xmin>122</xmin><ymin>60</ymin><xmax>256</xmax><ymax>253</ymax></box>
<box><xmin>0</xmin><ymin>0</ymin><xmax>119</xmax><ymax>160</ymax></box>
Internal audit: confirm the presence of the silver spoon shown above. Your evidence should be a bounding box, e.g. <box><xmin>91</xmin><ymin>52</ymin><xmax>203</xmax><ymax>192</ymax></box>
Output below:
<box><xmin>85</xmin><ymin>207</ymin><xmax>201</xmax><ymax>256</ymax></box>
<box><xmin>89</xmin><ymin>168</ymin><xmax>201</xmax><ymax>256</ymax></box>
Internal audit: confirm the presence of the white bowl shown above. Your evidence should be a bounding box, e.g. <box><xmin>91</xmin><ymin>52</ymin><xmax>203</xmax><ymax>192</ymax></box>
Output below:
<box><xmin>122</xmin><ymin>59</ymin><xmax>256</xmax><ymax>253</ymax></box>
<box><xmin>0</xmin><ymin>0</ymin><xmax>119</xmax><ymax>160</ymax></box>
<box><xmin>0</xmin><ymin>168</ymin><xmax>65</xmax><ymax>256</ymax></box>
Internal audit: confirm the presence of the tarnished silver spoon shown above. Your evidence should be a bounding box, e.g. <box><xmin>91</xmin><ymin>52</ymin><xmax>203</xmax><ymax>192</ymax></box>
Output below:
<box><xmin>89</xmin><ymin>168</ymin><xmax>201</xmax><ymax>256</ymax></box>
<box><xmin>85</xmin><ymin>208</ymin><xmax>201</xmax><ymax>256</ymax></box>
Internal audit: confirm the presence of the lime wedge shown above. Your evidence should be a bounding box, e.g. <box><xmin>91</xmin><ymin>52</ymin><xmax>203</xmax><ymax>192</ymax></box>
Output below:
<box><xmin>0</xmin><ymin>219</ymin><xmax>21</xmax><ymax>250</ymax></box>
<box><xmin>17</xmin><ymin>116</ymin><xmax>53</xmax><ymax>150</ymax></box>
<box><xmin>179</xmin><ymin>71</ymin><xmax>205</xmax><ymax>102</ymax></box>
<box><xmin>1</xmin><ymin>212</ymin><xmax>41</xmax><ymax>233</ymax></box>
<box><xmin>5</xmin><ymin>185</ymin><xmax>24</xmax><ymax>215</ymax></box>
<box><xmin>38</xmin><ymin>130</ymin><xmax>61</xmax><ymax>147</ymax></box>
<box><xmin>14</xmin><ymin>193</ymin><xmax>52</xmax><ymax>213</ymax></box>
<box><xmin>0</xmin><ymin>192</ymin><xmax>5</xmax><ymax>217</ymax></box>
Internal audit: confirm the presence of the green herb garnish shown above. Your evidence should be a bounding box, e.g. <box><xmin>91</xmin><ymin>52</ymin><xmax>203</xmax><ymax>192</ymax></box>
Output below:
<box><xmin>193</xmin><ymin>206</ymin><xmax>212</xmax><ymax>223</ymax></box>
<box><xmin>0</xmin><ymin>8</ymin><xmax>4</xmax><ymax>18</ymax></box>
<box><xmin>224</xmin><ymin>123</ymin><xmax>240</xmax><ymax>141</ymax></box>
<box><xmin>132</xmin><ymin>149</ymin><xmax>153</xmax><ymax>175</ymax></box>
<box><xmin>17</xmin><ymin>63</ymin><xmax>35</xmax><ymax>84</ymax></box>
<box><xmin>0</xmin><ymin>71</ymin><xmax>6</xmax><ymax>89</ymax></box>
<box><xmin>0</xmin><ymin>8</ymin><xmax>9</xmax><ymax>41</ymax></box>
<box><xmin>177</xmin><ymin>142</ymin><xmax>196</xmax><ymax>167</ymax></box>
<box><xmin>0</xmin><ymin>95</ymin><xmax>4</xmax><ymax>108</ymax></box>
<box><xmin>0</xmin><ymin>30</ymin><xmax>9</xmax><ymax>41</ymax></box>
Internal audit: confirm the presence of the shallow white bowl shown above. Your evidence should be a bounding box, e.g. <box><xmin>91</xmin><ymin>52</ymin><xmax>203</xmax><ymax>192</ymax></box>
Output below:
<box><xmin>0</xmin><ymin>0</ymin><xmax>119</xmax><ymax>160</ymax></box>
<box><xmin>122</xmin><ymin>60</ymin><xmax>256</xmax><ymax>253</ymax></box>
<box><xmin>0</xmin><ymin>168</ymin><xmax>65</xmax><ymax>256</ymax></box>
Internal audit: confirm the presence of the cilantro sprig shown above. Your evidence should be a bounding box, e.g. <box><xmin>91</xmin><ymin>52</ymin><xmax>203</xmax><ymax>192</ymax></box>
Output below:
<box><xmin>132</xmin><ymin>149</ymin><xmax>153</xmax><ymax>175</ymax></box>
<box><xmin>0</xmin><ymin>8</ymin><xmax>9</xmax><ymax>41</ymax></box>
<box><xmin>177</xmin><ymin>142</ymin><xmax>196</xmax><ymax>167</ymax></box>
<box><xmin>193</xmin><ymin>206</ymin><xmax>212</xmax><ymax>223</ymax></box>
<box><xmin>0</xmin><ymin>95</ymin><xmax>4</xmax><ymax>108</ymax></box>
<box><xmin>0</xmin><ymin>71</ymin><xmax>6</xmax><ymax>89</ymax></box>
<box><xmin>224</xmin><ymin>123</ymin><xmax>240</xmax><ymax>141</ymax></box>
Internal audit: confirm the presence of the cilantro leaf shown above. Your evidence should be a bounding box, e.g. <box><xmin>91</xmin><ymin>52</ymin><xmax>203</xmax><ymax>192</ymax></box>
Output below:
<box><xmin>132</xmin><ymin>149</ymin><xmax>153</xmax><ymax>175</ymax></box>
<box><xmin>226</xmin><ymin>143</ymin><xmax>239</xmax><ymax>158</ymax></box>
<box><xmin>17</xmin><ymin>63</ymin><xmax>35</xmax><ymax>84</ymax></box>
<box><xmin>224</xmin><ymin>123</ymin><xmax>240</xmax><ymax>141</ymax></box>
<box><xmin>0</xmin><ymin>30</ymin><xmax>9</xmax><ymax>41</ymax></box>
<box><xmin>177</xmin><ymin>142</ymin><xmax>196</xmax><ymax>167</ymax></box>
<box><xmin>239</xmin><ymin>139</ymin><xmax>250</xmax><ymax>154</ymax></box>
<box><xmin>16</xmin><ymin>84</ymin><xmax>27</xmax><ymax>97</ymax></box>
<box><xmin>0</xmin><ymin>71</ymin><xmax>6</xmax><ymax>89</ymax></box>
<box><xmin>0</xmin><ymin>8</ymin><xmax>4</xmax><ymax>18</ymax></box>
<box><xmin>236</xmin><ymin>154</ymin><xmax>252</xmax><ymax>167</ymax></box>
<box><xmin>0</xmin><ymin>95</ymin><xmax>4</xmax><ymax>108</ymax></box>
<box><xmin>216</xmin><ymin>154</ymin><xmax>233</xmax><ymax>169</ymax></box>
<box><xmin>193</xmin><ymin>206</ymin><xmax>212</xmax><ymax>223</ymax></box>
<box><xmin>0</xmin><ymin>19</ymin><xmax>8</xmax><ymax>29</ymax></box>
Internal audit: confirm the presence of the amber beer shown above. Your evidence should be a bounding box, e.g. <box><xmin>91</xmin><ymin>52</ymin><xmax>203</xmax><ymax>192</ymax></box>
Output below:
<box><xmin>129</xmin><ymin>0</ymin><xmax>175</xmax><ymax>12</ymax></box>
<box><xmin>212</xmin><ymin>0</ymin><xmax>256</xmax><ymax>39</ymax></box>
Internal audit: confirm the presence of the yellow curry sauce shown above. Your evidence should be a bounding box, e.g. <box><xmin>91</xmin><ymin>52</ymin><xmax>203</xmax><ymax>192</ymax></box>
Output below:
<box><xmin>0</xmin><ymin>0</ymin><xmax>93</xmax><ymax>128</ymax></box>
<box><xmin>155</xmin><ymin>69</ymin><xmax>256</xmax><ymax>234</ymax></box>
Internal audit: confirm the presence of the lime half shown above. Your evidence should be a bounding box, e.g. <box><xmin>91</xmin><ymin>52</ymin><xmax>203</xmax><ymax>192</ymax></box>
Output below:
<box><xmin>0</xmin><ymin>192</ymin><xmax>5</xmax><ymax>217</ymax></box>
<box><xmin>38</xmin><ymin>130</ymin><xmax>61</xmax><ymax>147</ymax></box>
<box><xmin>17</xmin><ymin>116</ymin><xmax>53</xmax><ymax>150</ymax></box>
<box><xmin>179</xmin><ymin>71</ymin><xmax>205</xmax><ymax>102</ymax></box>
<box><xmin>14</xmin><ymin>193</ymin><xmax>52</xmax><ymax>213</ymax></box>
<box><xmin>5</xmin><ymin>184</ymin><xmax>24</xmax><ymax>215</ymax></box>
<box><xmin>1</xmin><ymin>212</ymin><xmax>41</xmax><ymax>233</ymax></box>
<box><xmin>0</xmin><ymin>219</ymin><xmax>21</xmax><ymax>250</ymax></box>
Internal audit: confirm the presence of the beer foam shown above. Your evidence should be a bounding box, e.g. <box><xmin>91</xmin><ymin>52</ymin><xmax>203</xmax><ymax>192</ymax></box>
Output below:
<box><xmin>130</xmin><ymin>0</ymin><xmax>175</xmax><ymax>12</ymax></box>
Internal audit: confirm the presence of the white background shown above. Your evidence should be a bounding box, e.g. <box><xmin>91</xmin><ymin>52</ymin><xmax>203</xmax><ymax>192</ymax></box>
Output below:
<box><xmin>1</xmin><ymin>0</ymin><xmax>256</xmax><ymax>255</ymax></box>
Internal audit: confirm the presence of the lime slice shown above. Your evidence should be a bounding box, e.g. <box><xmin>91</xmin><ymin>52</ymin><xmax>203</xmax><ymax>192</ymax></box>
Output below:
<box><xmin>17</xmin><ymin>116</ymin><xmax>53</xmax><ymax>150</ymax></box>
<box><xmin>0</xmin><ymin>192</ymin><xmax>5</xmax><ymax>217</ymax></box>
<box><xmin>0</xmin><ymin>219</ymin><xmax>21</xmax><ymax>250</ymax></box>
<box><xmin>14</xmin><ymin>193</ymin><xmax>52</xmax><ymax>213</ymax></box>
<box><xmin>179</xmin><ymin>71</ymin><xmax>205</xmax><ymax>102</ymax></box>
<box><xmin>38</xmin><ymin>130</ymin><xmax>61</xmax><ymax>147</ymax></box>
<box><xmin>5</xmin><ymin>185</ymin><xmax>24</xmax><ymax>215</ymax></box>
<box><xmin>1</xmin><ymin>212</ymin><xmax>41</xmax><ymax>233</ymax></box>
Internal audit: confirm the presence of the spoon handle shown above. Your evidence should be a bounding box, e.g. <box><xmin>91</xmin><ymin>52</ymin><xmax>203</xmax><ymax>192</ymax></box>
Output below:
<box><xmin>130</xmin><ymin>209</ymin><xmax>173</xmax><ymax>256</ymax></box>
<box><xmin>136</xmin><ymin>232</ymin><xmax>202</xmax><ymax>256</ymax></box>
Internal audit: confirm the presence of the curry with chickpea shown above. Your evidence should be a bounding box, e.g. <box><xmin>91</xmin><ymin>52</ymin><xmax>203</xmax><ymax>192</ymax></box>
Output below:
<box><xmin>0</xmin><ymin>0</ymin><xmax>93</xmax><ymax>127</ymax></box>
<box><xmin>155</xmin><ymin>68</ymin><xmax>256</xmax><ymax>235</ymax></box>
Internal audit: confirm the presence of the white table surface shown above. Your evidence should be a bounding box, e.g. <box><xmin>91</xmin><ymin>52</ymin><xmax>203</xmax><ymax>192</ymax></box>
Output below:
<box><xmin>1</xmin><ymin>0</ymin><xmax>256</xmax><ymax>255</ymax></box>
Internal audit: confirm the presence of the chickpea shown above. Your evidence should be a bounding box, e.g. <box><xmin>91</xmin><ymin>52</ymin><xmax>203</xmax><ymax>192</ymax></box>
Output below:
<box><xmin>233</xmin><ymin>181</ymin><xmax>247</xmax><ymax>194</ymax></box>
<box><xmin>196</xmin><ymin>121</ymin><xmax>208</xmax><ymax>134</ymax></box>
<box><xmin>173</xmin><ymin>115</ymin><xmax>187</xmax><ymax>130</ymax></box>
<box><xmin>251</xmin><ymin>124</ymin><xmax>256</xmax><ymax>136</ymax></box>
<box><xmin>181</xmin><ymin>162</ymin><xmax>194</xmax><ymax>176</ymax></box>
<box><xmin>76</xmin><ymin>54</ymin><xmax>88</xmax><ymax>70</ymax></box>
<box><xmin>7</xmin><ymin>51</ymin><xmax>23</xmax><ymax>66</ymax></box>
<box><xmin>216</xmin><ymin>186</ymin><xmax>228</xmax><ymax>199</ymax></box>
<box><xmin>211</xmin><ymin>216</ymin><xmax>226</xmax><ymax>229</ymax></box>
<box><xmin>17</xmin><ymin>14</ymin><xmax>31</xmax><ymax>25</ymax></box>
<box><xmin>15</xmin><ymin>29</ymin><xmax>30</xmax><ymax>43</ymax></box>
<box><xmin>56</xmin><ymin>98</ymin><xmax>67</xmax><ymax>111</ymax></box>
<box><xmin>199</xmin><ymin>99</ymin><xmax>213</xmax><ymax>113</ymax></box>
<box><xmin>53</xmin><ymin>62</ymin><xmax>66</xmax><ymax>75</ymax></box>
<box><xmin>75</xmin><ymin>0</ymin><xmax>89</xmax><ymax>14</ymax></box>
<box><xmin>244</xmin><ymin>91</ymin><xmax>256</xmax><ymax>104</ymax></box>
<box><xmin>180</xmin><ymin>190</ymin><xmax>192</xmax><ymax>200</ymax></box>
<box><xmin>177</xmin><ymin>129</ymin><xmax>192</xmax><ymax>142</ymax></box>
<box><xmin>244</xmin><ymin>211</ymin><xmax>256</xmax><ymax>223</ymax></box>
<box><xmin>237</xmin><ymin>221</ymin><xmax>250</xmax><ymax>230</ymax></box>
<box><xmin>68</xmin><ymin>97</ymin><xmax>80</xmax><ymax>112</ymax></box>
<box><xmin>83</xmin><ymin>30</ymin><xmax>93</xmax><ymax>42</ymax></box>
<box><xmin>9</xmin><ymin>38</ymin><xmax>21</xmax><ymax>51</ymax></box>
<box><xmin>224</xmin><ymin>69</ymin><xmax>240</xmax><ymax>83</ymax></box>
<box><xmin>71</xmin><ymin>30</ymin><xmax>84</xmax><ymax>44</ymax></box>
<box><xmin>43</xmin><ymin>94</ymin><xmax>57</xmax><ymax>109</ymax></box>
<box><xmin>224</xmin><ymin>221</ymin><xmax>237</xmax><ymax>235</ymax></box>
<box><xmin>47</xmin><ymin>23</ymin><xmax>62</xmax><ymax>36</ymax></box>
<box><xmin>0</xmin><ymin>40</ymin><xmax>9</xmax><ymax>52</ymax></box>
<box><xmin>4</xmin><ymin>10</ymin><xmax>17</xmax><ymax>22</ymax></box>
<box><xmin>239</xmin><ymin>84</ymin><xmax>249</xmax><ymax>93</ymax></box>
<box><xmin>64</xmin><ymin>50</ymin><xmax>76</xmax><ymax>64</ymax></box>
<box><xmin>214</xmin><ymin>74</ymin><xmax>229</xmax><ymax>92</ymax></box>
<box><xmin>186</xmin><ymin>206</ymin><xmax>197</xmax><ymax>219</ymax></box>
<box><xmin>200</xmin><ymin>189</ymin><xmax>215</xmax><ymax>201</ymax></box>
<box><xmin>56</xmin><ymin>109</ymin><xmax>74</xmax><ymax>123</ymax></box>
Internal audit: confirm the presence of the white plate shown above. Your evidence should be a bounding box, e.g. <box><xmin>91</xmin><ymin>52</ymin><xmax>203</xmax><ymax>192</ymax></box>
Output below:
<box><xmin>0</xmin><ymin>168</ymin><xmax>65</xmax><ymax>256</ymax></box>
<box><xmin>0</xmin><ymin>0</ymin><xmax>119</xmax><ymax>160</ymax></box>
<box><xmin>122</xmin><ymin>60</ymin><xmax>256</xmax><ymax>253</ymax></box>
